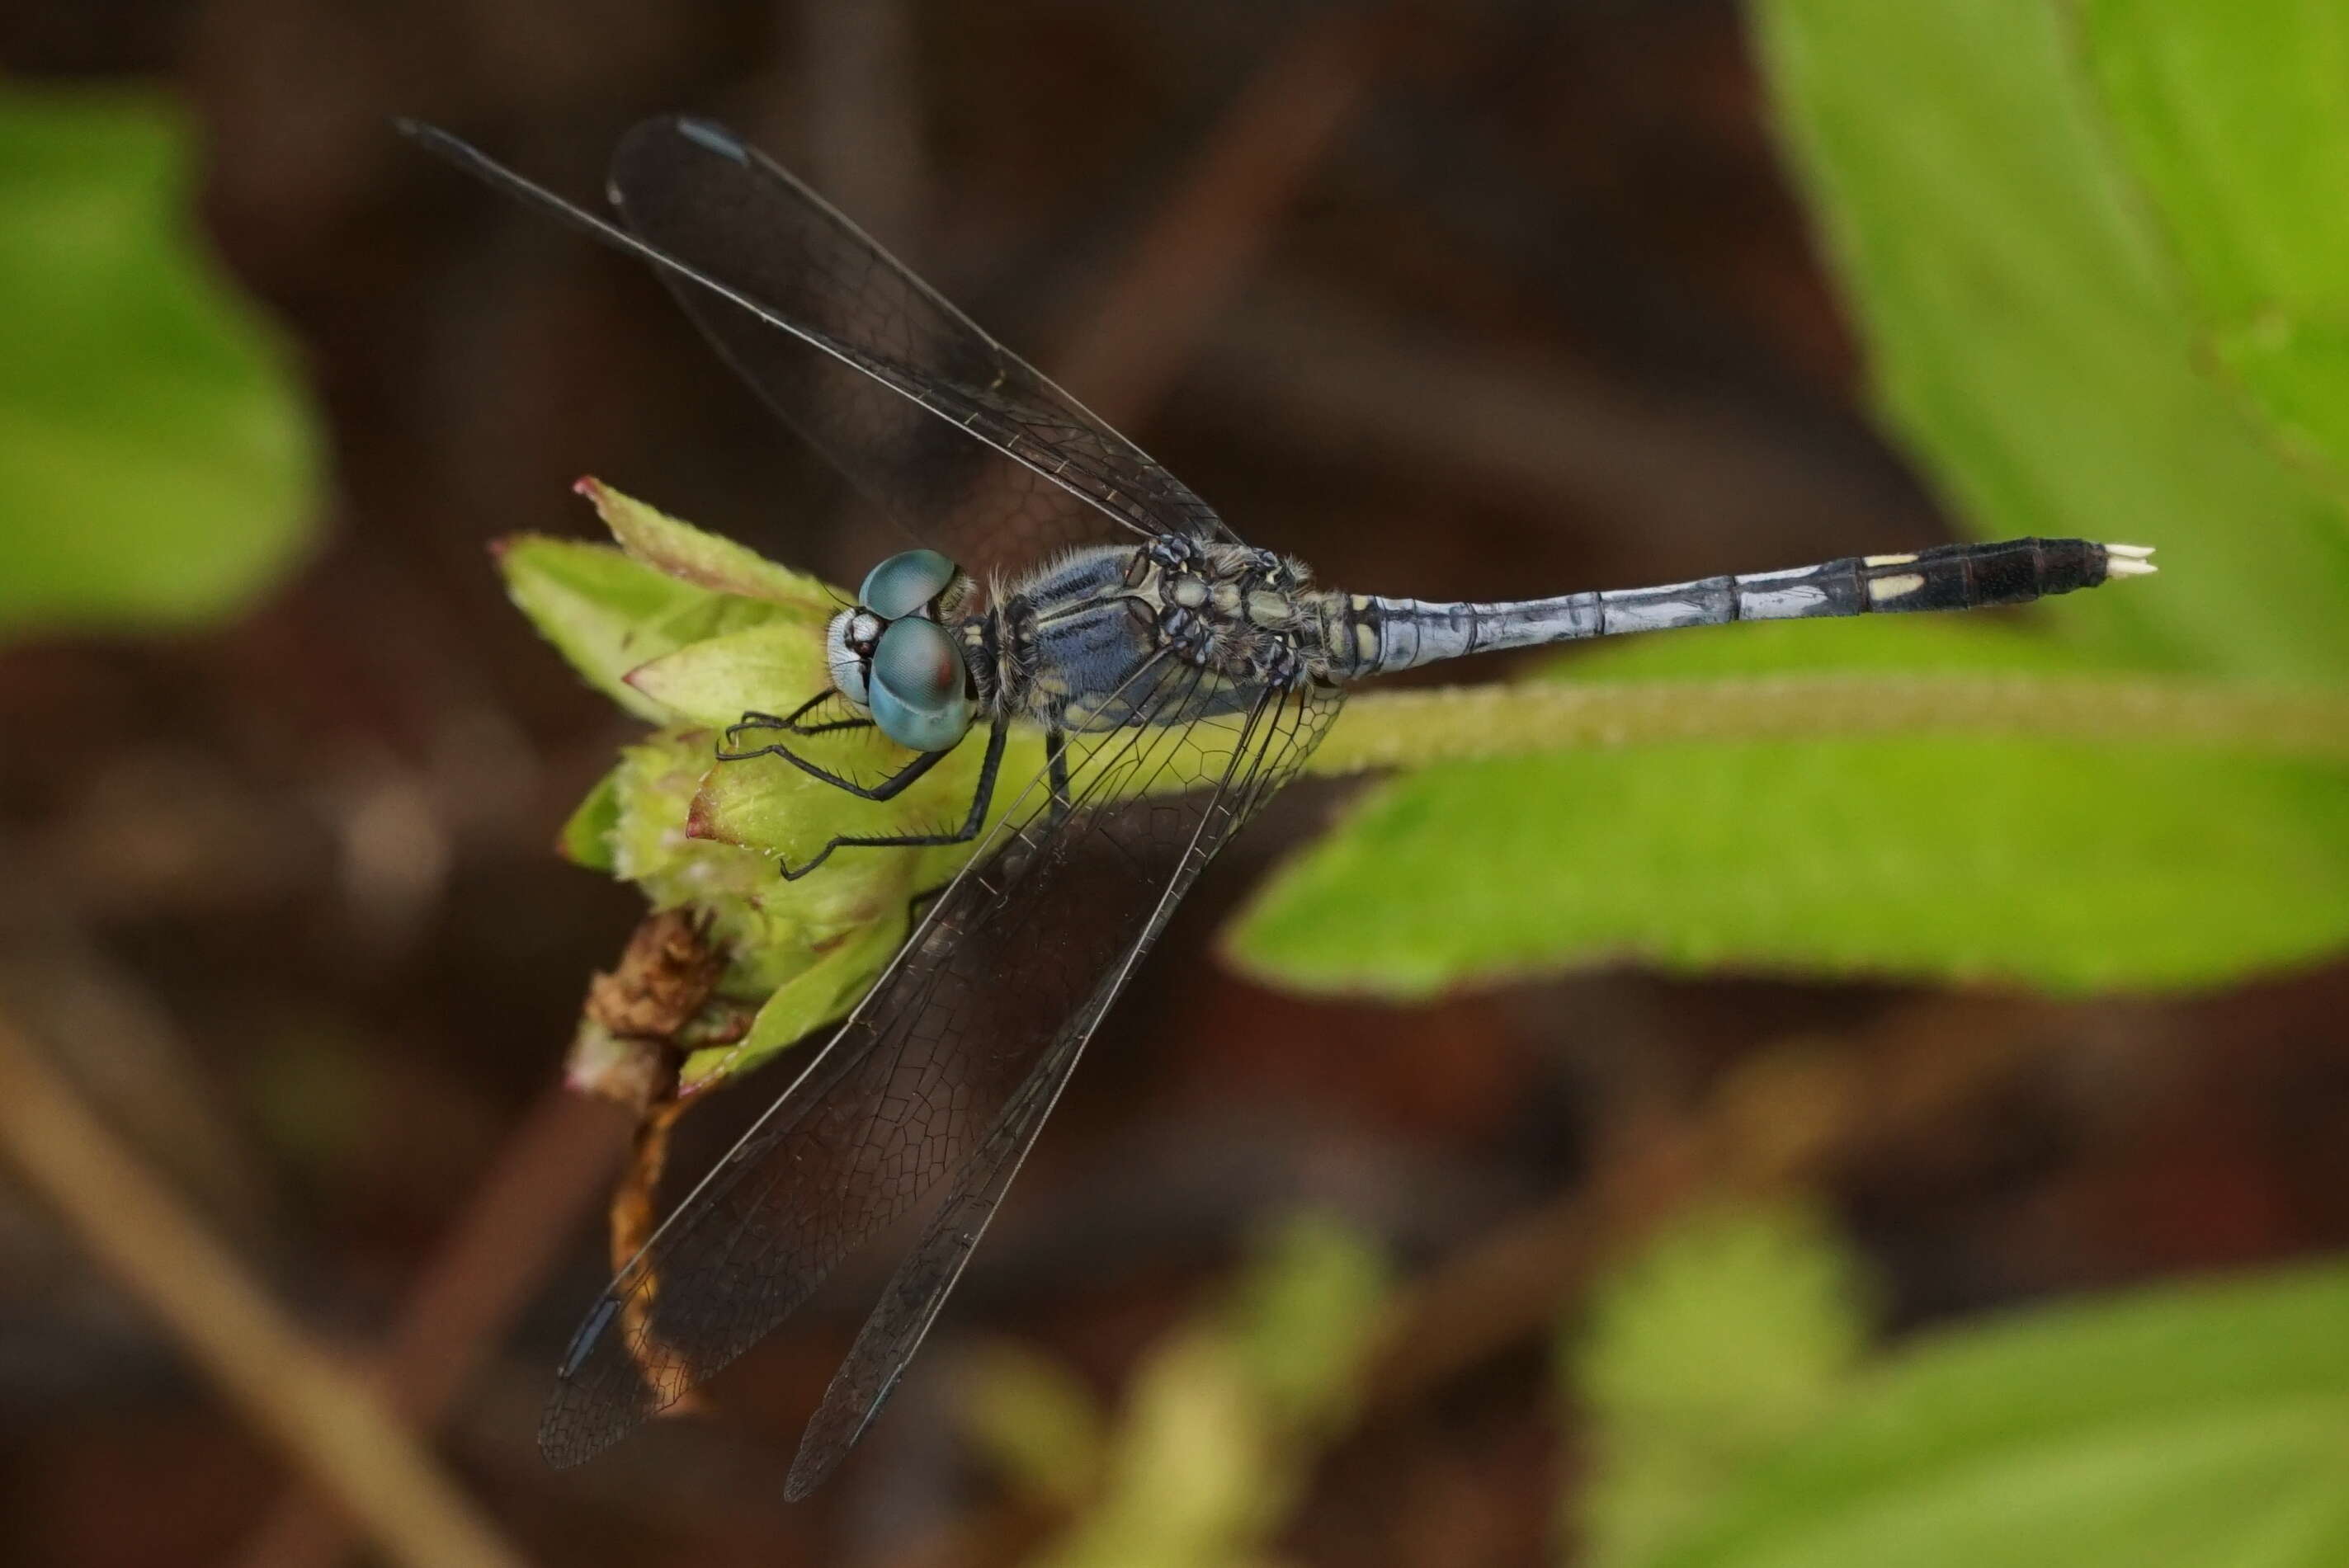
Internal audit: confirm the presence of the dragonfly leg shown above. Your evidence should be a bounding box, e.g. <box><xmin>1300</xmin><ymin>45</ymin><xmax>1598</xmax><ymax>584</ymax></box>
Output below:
<box><xmin>722</xmin><ymin>700</ymin><xmax>952</xmax><ymax>804</ymax></box>
<box><xmin>779</xmin><ymin>713</ymin><xmax>1009</xmax><ymax>881</ymax></box>
<box><xmin>1045</xmin><ymin>728</ymin><xmax>1072</xmax><ymax>826</ymax></box>
<box><xmin>755</xmin><ymin>739</ymin><xmax>953</xmax><ymax>803</ymax></box>
<box><xmin>719</xmin><ymin>690</ymin><xmax>875</xmax><ymax>757</ymax></box>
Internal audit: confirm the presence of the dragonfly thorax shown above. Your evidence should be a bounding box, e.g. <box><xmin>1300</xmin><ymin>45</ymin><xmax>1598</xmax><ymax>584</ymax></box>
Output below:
<box><xmin>984</xmin><ymin>539</ymin><xmax>1337</xmax><ymax>734</ymax></box>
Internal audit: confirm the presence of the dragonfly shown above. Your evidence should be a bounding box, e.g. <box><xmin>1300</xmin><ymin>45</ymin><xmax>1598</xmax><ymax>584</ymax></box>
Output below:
<box><xmin>404</xmin><ymin>115</ymin><xmax>2154</xmax><ymax>1497</ymax></box>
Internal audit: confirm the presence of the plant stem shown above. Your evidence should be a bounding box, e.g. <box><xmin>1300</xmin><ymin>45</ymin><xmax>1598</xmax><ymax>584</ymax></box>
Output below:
<box><xmin>0</xmin><ymin>1008</ymin><xmax>531</xmax><ymax>1568</ymax></box>
<box><xmin>1308</xmin><ymin>675</ymin><xmax>2349</xmax><ymax>776</ymax></box>
<box><xmin>232</xmin><ymin>1085</ymin><xmax>630</xmax><ymax>1568</ymax></box>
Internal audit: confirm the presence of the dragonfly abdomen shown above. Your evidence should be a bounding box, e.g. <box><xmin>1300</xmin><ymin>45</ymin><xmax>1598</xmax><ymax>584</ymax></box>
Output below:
<box><xmin>1341</xmin><ymin>537</ymin><xmax>2153</xmax><ymax>676</ymax></box>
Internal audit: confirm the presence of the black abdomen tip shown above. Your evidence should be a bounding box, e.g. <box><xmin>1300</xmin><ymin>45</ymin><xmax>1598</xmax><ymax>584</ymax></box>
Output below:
<box><xmin>1863</xmin><ymin>538</ymin><xmax>2153</xmax><ymax>614</ymax></box>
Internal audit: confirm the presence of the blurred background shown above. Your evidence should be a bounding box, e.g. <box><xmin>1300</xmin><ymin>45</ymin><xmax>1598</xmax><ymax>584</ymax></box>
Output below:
<box><xmin>4</xmin><ymin>2</ymin><xmax>2347</xmax><ymax>1566</ymax></box>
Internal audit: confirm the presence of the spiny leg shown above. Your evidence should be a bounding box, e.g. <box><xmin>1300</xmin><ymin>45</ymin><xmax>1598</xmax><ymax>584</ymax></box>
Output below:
<box><xmin>721</xmin><ymin>702</ymin><xmax>953</xmax><ymax>803</ymax></box>
<box><xmin>1045</xmin><ymin>729</ymin><xmax>1072</xmax><ymax>827</ymax></box>
<box><xmin>780</xmin><ymin>713</ymin><xmax>1010</xmax><ymax>881</ymax></box>
<box><xmin>785</xmin><ymin>714</ymin><xmax>877</xmax><ymax>737</ymax></box>
<box><xmin>723</xmin><ymin>689</ymin><xmax>829</xmax><ymax>745</ymax></box>
<box><xmin>721</xmin><ymin>690</ymin><xmax>878</xmax><ymax>760</ymax></box>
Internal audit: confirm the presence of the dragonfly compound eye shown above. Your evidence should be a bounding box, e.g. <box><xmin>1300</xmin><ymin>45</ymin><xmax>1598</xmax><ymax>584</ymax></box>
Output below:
<box><xmin>858</xmin><ymin>549</ymin><xmax>960</xmax><ymax>621</ymax></box>
<box><xmin>868</xmin><ymin>614</ymin><xmax>975</xmax><ymax>751</ymax></box>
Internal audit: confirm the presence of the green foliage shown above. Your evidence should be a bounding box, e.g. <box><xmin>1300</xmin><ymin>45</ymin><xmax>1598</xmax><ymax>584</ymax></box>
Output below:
<box><xmin>1752</xmin><ymin>0</ymin><xmax>2349</xmax><ymax>684</ymax></box>
<box><xmin>487</xmin><ymin>14</ymin><xmax>2349</xmax><ymax>1561</ymax></box>
<box><xmin>2083</xmin><ymin>0</ymin><xmax>2349</xmax><ymax>494</ymax></box>
<box><xmin>1567</xmin><ymin>1206</ymin><xmax>2349</xmax><ymax>1568</ymax></box>
<box><xmin>516</xmin><ymin>479</ymin><xmax>2349</xmax><ymax>1087</ymax></box>
<box><xmin>575</xmin><ymin>475</ymin><xmax>835</xmax><ymax>613</ymax></box>
<box><xmin>510</xmin><ymin>2</ymin><xmax>2349</xmax><ymax>1072</ymax></box>
<box><xmin>554</xmin><ymin>764</ymin><xmax>622</xmax><ymax>872</ymax></box>
<box><xmin>501</xmin><ymin>487</ymin><xmax>942</xmax><ymax>1092</ymax></box>
<box><xmin>958</xmin><ymin>1341</ymin><xmax>1108</xmax><ymax>1508</ymax></box>
<box><xmin>1616</xmin><ymin>1260</ymin><xmax>2349</xmax><ymax>1568</ymax></box>
<box><xmin>1229</xmin><ymin>0</ymin><xmax>2349</xmax><ymax>1001</ymax></box>
<box><xmin>964</xmin><ymin>1212</ymin><xmax>1391</xmax><ymax>1568</ymax></box>
<box><xmin>498</xmin><ymin>486</ymin><xmax>832</xmax><ymax>724</ymax></box>
<box><xmin>497</xmin><ymin>536</ymin><xmax>785</xmax><ymax>723</ymax></box>
<box><xmin>0</xmin><ymin>87</ymin><xmax>318</xmax><ymax>635</ymax></box>
<box><xmin>1569</xmin><ymin>1201</ymin><xmax>1873</xmax><ymax>1568</ymax></box>
<box><xmin>1229</xmin><ymin>620</ymin><xmax>2349</xmax><ymax>997</ymax></box>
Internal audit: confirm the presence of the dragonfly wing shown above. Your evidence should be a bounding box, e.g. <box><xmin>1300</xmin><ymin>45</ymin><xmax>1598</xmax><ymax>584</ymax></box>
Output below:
<box><xmin>538</xmin><ymin>667</ymin><xmax>1342</xmax><ymax>1471</ymax></box>
<box><xmin>606</xmin><ymin>115</ymin><xmax>1239</xmax><ymax>580</ymax></box>
<box><xmin>780</xmin><ymin>679</ymin><xmax>1339</xmax><ymax>1497</ymax></box>
<box><xmin>781</xmin><ymin>974</ymin><xmax>1087</xmax><ymax>1499</ymax></box>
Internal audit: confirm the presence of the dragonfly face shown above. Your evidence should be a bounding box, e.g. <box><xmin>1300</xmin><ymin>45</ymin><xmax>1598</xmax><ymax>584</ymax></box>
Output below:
<box><xmin>825</xmin><ymin>549</ymin><xmax>978</xmax><ymax>751</ymax></box>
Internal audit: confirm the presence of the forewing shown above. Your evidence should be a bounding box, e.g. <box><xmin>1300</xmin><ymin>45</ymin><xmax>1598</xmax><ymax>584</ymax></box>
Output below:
<box><xmin>539</xmin><ymin>669</ymin><xmax>1342</xmax><ymax>1470</ymax></box>
<box><xmin>606</xmin><ymin>116</ymin><xmax>1238</xmax><ymax>582</ymax></box>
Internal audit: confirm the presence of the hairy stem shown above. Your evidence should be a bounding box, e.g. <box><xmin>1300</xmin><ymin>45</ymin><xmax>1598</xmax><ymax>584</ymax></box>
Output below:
<box><xmin>1307</xmin><ymin>674</ymin><xmax>2349</xmax><ymax>776</ymax></box>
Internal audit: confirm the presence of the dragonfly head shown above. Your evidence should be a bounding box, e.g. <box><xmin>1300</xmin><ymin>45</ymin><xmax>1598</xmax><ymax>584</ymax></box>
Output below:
<box><xmin>826</xmin><ymin>549</ymin><xmax>976</xmax><ymax>752</ymax></box>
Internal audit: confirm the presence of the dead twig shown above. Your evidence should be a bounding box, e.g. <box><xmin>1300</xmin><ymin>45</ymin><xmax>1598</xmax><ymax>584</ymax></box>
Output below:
<box><xmin>1050</xmin><ymin>5</ymin><xmax>1389</xmax><ymax>428</ymax></box>
<box><xmin>1362</xmin><ymin>996</ymin><xmax>2071</xmax><ymax>1410</ymax></box>
<box><xmin>0</xmin><ymin>1005</ymin><xmax>531</xmax><ymax>1568</ymax></box>
<box><xmin>229</xmin><ymin>1083</ymin><xmax>630</xmax><ymax>1568</ymax></box>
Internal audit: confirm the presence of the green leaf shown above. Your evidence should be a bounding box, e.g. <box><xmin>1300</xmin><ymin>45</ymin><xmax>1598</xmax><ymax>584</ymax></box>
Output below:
<box><xmin>685</xmin><ymin>721</ymin><xmax>1041</xmax><ymax>890</ymax></box>
<box><xmin>553</xmin><ymin>730</ymin><xmax>931</xmax><ymax>1090</ymax></box>
<box><xmin>1005</xmin><ymin>1212</ymin><xmax>1393</xmax><ymax>1568</ymax></box>
<box><xmin>1229</xmin><ymin>619</ymin><xmax>2349</xmax><ymax>998</ymax></box>
<box><xmin>1035</xmin><ymin>1336</ymin><xmax>1272</xmax><ymax>1568</ymax></box>
<box><xmin>1646</xmin><ymin>1262</ymin><xmax>2349</xmax><ymax>1568</ymax></box>
<box><xmin>576</xmin><ymin>477</ymin><xmax>837</xmax><ymax>614</ymax></box>
<box><xmin>676</xmin><ymin>902</ymin><xmax>910</xmax><ymax>1092</ymax></box>
<box><xmin>502</xmin><ymin>535</ymin><xmax>733</xmax><ymax>719</ymax></box>
<box><xmin>555</xmin><ymin>764</ymin><xmax>624</xmax><ymax>871</ymax></box>
<box><xmin>960</xmin><ymin>1340</ymin><xmax>1111</xmax><ymax>1505</ymax></box>
<box><xmin>622</xmin><ymin>623</ymin><xmax>829</xmax><ymax>727</ymax></box>
<box><xmin>1224</xmin><ymin>1212</ymin><xmax>1392</xmax><ymax>1435</ymax></box>
<box><xmin>0</xmin><ymin>86</ymin><xmax>318</xmax><ymax>636</ymax></box>
<box><xmin>499</xmin><ymin>483</ymin><xmax>842</xmax><ymax>721</ymax></box>
<box><xmin>511</xmin><ymin>487</ymin><xmax>960</xmax><ymax>1088</ymax></box>
<box><xmin>1233</xmin><ymin>0</ymin><xmax>2349</xmax><ymax>1002</ymax></box>
<box><xmin>2080</xmin><ymin>1</ymin><xmax>2349</xmax><ymax>497</ymax></box>
<box><xmin>1752</xmin><ymin>0</ymin><xmax>2349</xmax><ymax>684</ymax></box>
<box><xmin>1569</xmin><ymin>1201</ymin><xmax>1872</xmax><ymax>1568</ymax></box>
